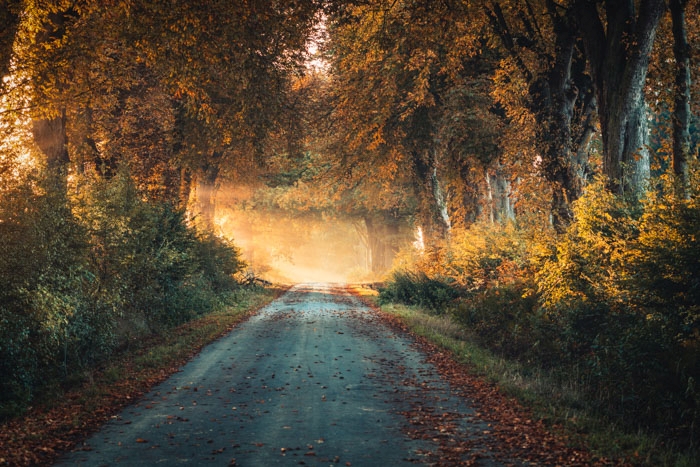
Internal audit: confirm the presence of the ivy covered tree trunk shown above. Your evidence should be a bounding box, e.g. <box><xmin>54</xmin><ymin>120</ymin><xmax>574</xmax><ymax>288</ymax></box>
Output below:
<box><xmin>576</xmin><ymin>0</ymin><xmax>665</xmax><ymax>197</ymax></box>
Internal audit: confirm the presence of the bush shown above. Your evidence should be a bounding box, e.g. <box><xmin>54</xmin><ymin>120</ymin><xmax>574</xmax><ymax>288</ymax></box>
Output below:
<box><xmin>0</xmin><ymin>175</ymin><xmax>89</xmax><ymax>416</ymax></box>
<box><xmin>0</xmin><ymin>168</ymin><xmax>246</xmax><ymax>419</ymax></box>
<box><xmin>379</xmin><ymin>270</ymin><xmax>459</xmax><ymax>312</ymax></box>
<box><xmin>75</xmin><ymin>170</ymin><xmax>245</xmax><ymax>331</ymax></box>
<box><xmin>535</xmin><ymin>176</ymin><xmax>699</xmax><ymax>443</ymax></box>
<box><xmin>194</xmin><ymin>233</ymin><xmax>245</xmax><ymax>294</ymax></box>
<box><xmin>624</xmin><ymin>174</ymin><xmax>700</xmax><ymax>439</ymax></box>
<box><xmin>381</xmin><ymin>177</ymin><xmax>700</xmax><ymax>446</ymax></box>
<box><xmin>451</xmin><ymin>281</ymin><xmax>541</xmax><ymax>361</ymax></box>
<box><xmin>444</xmin><ymin>222</ymin><xmax>535</xmax><ymax>291</ymax></box>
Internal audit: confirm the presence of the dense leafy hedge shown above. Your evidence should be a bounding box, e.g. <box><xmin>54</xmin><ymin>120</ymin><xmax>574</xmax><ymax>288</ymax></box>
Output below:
<box><xmin>0</xmin><ymin>171</ymin><xmax>245</xmax><ymax>419</ymax></box>
<box><xmin>382</xmin><ymin>175</ymin><xmax>700</xmax><ymax>448</ymax></box>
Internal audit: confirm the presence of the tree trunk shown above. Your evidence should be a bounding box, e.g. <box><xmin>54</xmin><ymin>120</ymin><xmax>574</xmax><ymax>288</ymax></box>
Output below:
<box><xmin>576</xmin><ymin>0</ymin><xmax>665</xmax><ymax>197</ymax></box>
<box><xmin>484</xmin><ymin>166</ymin><xmax>515</xmax><ymax>224</ymax></box>
<box><xmin>574</xmin><ymin>92</ymin><xmax>597</xmax><ymax>184</ymax></box>
<box><xmin>194</xmin><ymin>162</ymin><xmax>219</xmax><ymax>233</ymax></box>
<box><xmin>456</xmin><ymin>163</ymin><xmax>482</xmax><ymax>225</ymax></box>
<box><xmin>484</xmin><ymin>168</ymin><xmax>494</xmax><ymax>224</ymax></box>
<box><xmin>670</xmin><ymin>0</ymin><xmax>692</xmax><ymax>194</ymax></box>
<box><xmin>32</xmin><ymin>112</ymin><xmax>69</xmax><ymax>189</ymax></box>
<box><xmin>32</xmin><ymin>113</ymin><xmax>68</xmax><ymax>169</ymax></box>
<box><xmin>363</xmin><ymin>215</ymin><xmax>399</xmax><ymax>275</ymax></box>
<box><xmin>530</xmin><ymin>12</ymin><xmax>580</xmax><ymax>230</ymax></box>
<box><xmin>30</xmin><ymin>8</ymin><xmax>74</xmax><ymax>191</ymax></box>
<box><xmin>411</xmin><ymin>148</ymin><xmax>450</xmax><ymax>248</ymax></box>
<box><xmin>431</xmin><ymin>166</ymin><xmax>451</xmax><ymax>234</ymax></box>
<box><xmin>0</xmin><ymin>0</ymin><xmax>21</xmax><ymax>88</ymax></box>
<box><xmin>178</xmin><ymin>166</ymin><xmax>192</xmax><ymax>212</ymax></box>
<box><xmin>485</xmin><ymin>0</ymin><xmax>591</xmax><ymax>232</ymax></box>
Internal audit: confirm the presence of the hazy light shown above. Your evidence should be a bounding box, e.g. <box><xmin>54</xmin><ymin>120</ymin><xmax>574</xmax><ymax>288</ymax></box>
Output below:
<box><xmin>216</xmin><ymin>185</ymin><xmax>373</xmax><ymax>284</ymax></box>
<box><xmin>413</xmin><ymin>226</ymin><xmax>425</xmax><ymax>252</ymax></box>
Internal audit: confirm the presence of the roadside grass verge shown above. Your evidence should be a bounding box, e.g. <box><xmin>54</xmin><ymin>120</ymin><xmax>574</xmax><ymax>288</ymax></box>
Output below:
<box><xmin>0</xmin><ymin>286</ymin><xmax>284</xmax><ymax>467</ymax></box>
<box><xmin>351</xmin><ymin>284</ymin><xmax>697</xmax><ymax>467</ymax></box>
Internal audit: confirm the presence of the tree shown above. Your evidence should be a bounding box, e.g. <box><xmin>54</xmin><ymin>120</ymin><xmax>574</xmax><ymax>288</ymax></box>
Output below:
<box><xmin>325</xmin><ymin>0</ymin><xmax>490</xmax><ymax>246</ymax></box>
<box><xmin>485</xmin><ymin>0</ymin><xmax>597</xmax><ymax>231</ymax></box>
<box><xmin>23</xmin><ymin>4</ymin><xmax>76</xmax><ymax>190</ymax></box>
<box><xmin>575</xmin><ymin>0</ymin><xmax>666</xmax><ymax>197</ymax></box>
<box><xmin>147</xmin><ymin>0</ymin><xmax>324</xmax><ymax>229</ymax></box>
<box><xmin>434</xmin><ymin>61</ymin><xmax>506</xmax><ymax>226</ymax></box>
<box><xmin>0</xmin><ymin>0</ymin><xmax>21</xmax><ymax>90</ymax></box>
<box><xmin>669</xmin><ymin>0</ymin><xmax>693</xmax><ymax>193</ymax></box>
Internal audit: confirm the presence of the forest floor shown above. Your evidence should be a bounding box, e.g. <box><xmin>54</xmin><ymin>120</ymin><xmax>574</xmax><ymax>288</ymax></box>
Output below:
<box><xmin>3</xmin><ymin>284</ymin><xmax>603</xmax><ymax>466</ymax></box>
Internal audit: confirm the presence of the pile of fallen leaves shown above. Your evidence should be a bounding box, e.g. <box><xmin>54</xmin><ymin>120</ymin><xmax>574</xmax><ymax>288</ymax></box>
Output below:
<box><xmin>0</xmin><ymin>289</ymin><xmax>283</xmax><ymax>466</ymax></box>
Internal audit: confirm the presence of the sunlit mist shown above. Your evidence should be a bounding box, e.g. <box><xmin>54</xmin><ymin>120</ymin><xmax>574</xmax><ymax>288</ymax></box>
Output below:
<box><xmin>216</xmin><ymin>185</ymin><xmax>374</xmax><ymax>284</ymax></box>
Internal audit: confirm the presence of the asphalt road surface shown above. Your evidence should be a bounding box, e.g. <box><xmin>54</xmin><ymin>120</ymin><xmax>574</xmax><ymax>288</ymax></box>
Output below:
<box><xmin>55</xmin><ymin>283</ymin><xmax>501</xmax><ymax>466</ymax></box>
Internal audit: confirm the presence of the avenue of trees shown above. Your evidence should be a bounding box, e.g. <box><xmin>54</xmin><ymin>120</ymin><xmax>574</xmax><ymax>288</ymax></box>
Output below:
<box><xmin>1</xmin><ymin>0</ymin><xmax>698</xmax><ymax>456</ymax></box>
<box><xmin>330</xmin><ymin>0</ymin><xmax>699</xmax><ymax>451</ymax></box>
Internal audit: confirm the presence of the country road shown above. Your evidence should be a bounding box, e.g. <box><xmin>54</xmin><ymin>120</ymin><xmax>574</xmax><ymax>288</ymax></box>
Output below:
<box><xmin>55</xmin><ymin>283</ymin><xmax>512</xmax><ymax>466</ymax></box>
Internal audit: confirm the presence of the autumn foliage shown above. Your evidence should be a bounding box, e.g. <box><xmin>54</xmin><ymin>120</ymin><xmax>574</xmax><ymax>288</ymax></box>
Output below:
<box><xmin>0</xmin><ymin>168</ymin><xmax>246</xmax><ymax>418</ymax></box>
<box><xmin>0</xmin><ymin>0</ymin><xmax>699</xmax><ymax>463</ymax></box>
<box><xmin>382</xmin><ymin>172</ymin><xmax>700</xmax><ymax>451</ymax></box>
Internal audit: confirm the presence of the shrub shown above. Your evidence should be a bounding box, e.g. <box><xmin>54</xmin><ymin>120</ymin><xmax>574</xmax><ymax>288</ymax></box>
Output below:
<box><xmin>623</xmin><ymin>173</ymin><xmax>700</xmax><ymax>439</ymax></box>
<box><xmin>75</xmin><ymin>170</ymin><xmax>245</xmax><ymax>332</ymax></box>
<box><xmin>450</xmin><ymin>281</ymin><xmax>541</xmax><ymax>361</ymax></box>
<box><xmin>440</xmin><ymin>222</ymin><xmax>536</xmax><ymax>291</ymax></box>
<box><xmin>379</xmin><ymin>270</ymin><xmax>459</xmax><ymax>312</ymax></box>
<box><xmin>380</xmin><ymin>175</ymin><xmax>700</xmax><ymax>447</ymax></box>
<box><xmin>0</xmin><ymin>168</ymin><xmax>246</xmax><ymax>418</ymax></box>
<box><xmin>193</xmin><ymin>233</ymin><xmax>245</xmax><ymax>294</ymax></box>
<box><xmin>535</xmin><ymin>176</ymin><xmax>699</xmax><ymax>443</ymax></box>
<box><xmin>0</xmin><ymin>175</ymin><xmax>89</xmax><ymax>416</ymax></box>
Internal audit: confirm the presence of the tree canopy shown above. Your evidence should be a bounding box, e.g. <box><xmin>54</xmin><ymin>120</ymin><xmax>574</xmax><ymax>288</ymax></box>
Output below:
<box><xmin>1</xmin><ymin>0</ymin><xmax>699</xmax><ymax>458</ymax></box>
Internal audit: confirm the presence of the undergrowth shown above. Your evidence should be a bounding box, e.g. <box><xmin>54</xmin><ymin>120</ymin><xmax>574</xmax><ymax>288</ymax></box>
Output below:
<box><xmin>373</xmin><ymin>174</ymin><xmax>700</xmax><ymax>466</ymax></box>
<box><xmin>0</xmin><ymin>286</ymin><xmax>281</xmax><ymax>466</ymax></box>
<box><xmin>372</xmin><ymin>297</ymin><xmax>698</xmax><ymax>466</ymax></box>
